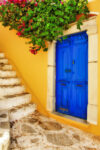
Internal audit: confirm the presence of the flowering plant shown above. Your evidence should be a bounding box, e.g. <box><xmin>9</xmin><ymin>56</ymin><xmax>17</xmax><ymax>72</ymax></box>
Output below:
<box><xmin>0</xmin><ymin>0</ymin><xmax>89</xmax><ymax>54</ymax></box>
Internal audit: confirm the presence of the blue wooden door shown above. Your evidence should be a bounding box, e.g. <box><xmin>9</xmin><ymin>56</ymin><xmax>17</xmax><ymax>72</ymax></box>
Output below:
<box><xmin>56</xmin><ymin>31</ymin><xmax>88</xmax><ymax>119</ymax></box>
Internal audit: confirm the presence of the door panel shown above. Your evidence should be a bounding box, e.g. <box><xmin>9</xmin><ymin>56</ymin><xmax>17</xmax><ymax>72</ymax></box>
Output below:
<box><xmin>70</xmin><ymin>82</ymin><xmax>88</xmax><ymax>119</ymax></box>
<box><xmin>56</xmin><ymin>44</ymin><xmax>73</xmax><ymax>82</ymax></box>
<box><xmin>72</xmin><ymin>41</ymin><xmax>88</xmax><ymax>82</ymax></box>
<box><xmin>56</xmin><ymin>31</ymin><xmax>88</xmax><ymax>119</ymax></box>
<box><xmin>56</xmin><ymin>82</ymin><xmax>70</xmax><ymax>115</ymax></box>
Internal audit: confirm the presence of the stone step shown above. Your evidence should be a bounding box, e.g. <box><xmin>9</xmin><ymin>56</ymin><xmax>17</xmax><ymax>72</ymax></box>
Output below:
<box><xmin>0</xmin><ymin>85</ymin><xmax>25</xmax><ymax>96</ymax></box>
<box><xmin>10</xmin><ymin>103</ymin><xmax>36</xmax><ymax>122</ymax></box>
<box><xmin>0</xmin><ymin>114</ymin><xmax>10</xmax><ymax>150</ymax></box>
<box><xmin>0</xmin><ymin>93</ymin><xmax>31</xmax><ymax>110</ymax></box>
<box><xmin>0</xmin><ymin>111</ymin><xmax>9</xmax><ymax>122</ymax></box>
<box><xmin>0</xmin><ymin>130</ymin><xmax>10</xmax><ymax>150</ymax></box>
<box><xmin>0</xmin><ymin>53</ymin><xmax>5</xmax><ymax>58</ymax></box>
<box><xmin>0</xmin><ymin>59</ymin><xmax>8</xmax><ymax>64</ymax></box>
<box><xmin>0</xmin><ymin>64</ymin><xmax>12</xmax><ymax>71</ymax></box>
<box><xmin>0</xmin><ymin>70</ymin><xmax>16</xmax><ymax>78</ymax></box>
<box><xmin>0</xmin><ymin>77</ymin><xmax>21</xmax><ymax>86</ymax></box>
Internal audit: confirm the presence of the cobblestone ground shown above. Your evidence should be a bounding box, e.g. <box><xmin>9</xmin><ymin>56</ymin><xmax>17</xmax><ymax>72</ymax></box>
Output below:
<box><xmin>10</xmin><ymin>111</ymin><xmax>100</xmax><ymax>150</ymax></box>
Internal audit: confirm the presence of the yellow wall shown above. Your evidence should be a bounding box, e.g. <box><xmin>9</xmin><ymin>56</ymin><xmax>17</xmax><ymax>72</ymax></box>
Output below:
<box><xmin>0</xmin><ymin>0</ymin><xmax>100</xmax><ymax>135</ymax></box>
<box><xmin>0</xmin><ymin>26</ymin><xmax>48</xmax><ymax>114</ymax></box>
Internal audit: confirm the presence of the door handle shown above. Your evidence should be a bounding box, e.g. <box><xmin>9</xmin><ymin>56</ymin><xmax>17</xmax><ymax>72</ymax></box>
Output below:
<box><xmin>72</xmin><ymin>60</ymin><xmax>75</xmax><ymax>64</ymax></box>
<box><xmin>59</xmin><ymin>107</ymin><xmax>69</xmax><ymax>112</ymax></box>
<box><xmin>65</xmin><ymin>69</ymin><xmax>71</xmax><ymax>73</ymax></box>
<box><xmin>61</xmin><ymin>83</ymin><xmax>66</xmax><ymax>86</ymax></box>
<box><xmin>59</xmin><ymin>80</ymin><xmax>66</xmax><ymax>82</ymax></box>
<box><xmin>77</xmin><ymin>84</ymin><xmax>83</xmax><ymax>87</ymax></box>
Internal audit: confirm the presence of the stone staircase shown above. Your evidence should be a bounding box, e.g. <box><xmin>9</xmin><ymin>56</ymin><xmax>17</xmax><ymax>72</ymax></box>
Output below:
<box><xmin>0</xmin><ymin>52</ymin><xmax>36</xmax><ymax>149</ymax></box>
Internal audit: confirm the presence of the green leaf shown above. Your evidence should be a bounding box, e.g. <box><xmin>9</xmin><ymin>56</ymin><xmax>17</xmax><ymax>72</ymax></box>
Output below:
<box><xmin>62</xmin><ymin>36</ymin><xmax>68</xmax><ymax>40</ymax></box>
<box><xmin>59</xmin><ymin>18</ymin><xmax>64</xmax><ymax>23</ymax></box>
<box><xmin>0</xmin><ymin>0</ymin><xmax>89</xmax><ymax>54</ymax></box>
<box><xmin>43</xmin><ymin>48</ymin><xmax>48</xmax><ymax>51</ymax></box>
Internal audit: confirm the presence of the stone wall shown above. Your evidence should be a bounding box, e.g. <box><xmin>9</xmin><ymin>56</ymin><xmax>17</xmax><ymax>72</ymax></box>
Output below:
<box><xmin>0</xmin><ymin>111</ymin><xmax>10</xmax><ymax>150</ymax></box>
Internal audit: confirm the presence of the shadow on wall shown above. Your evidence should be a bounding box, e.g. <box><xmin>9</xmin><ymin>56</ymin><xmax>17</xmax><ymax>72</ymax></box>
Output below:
<box><xmin>0</xmin><ymin>22</ymin><xmax>48</xmax><ymax>116</ymax></box>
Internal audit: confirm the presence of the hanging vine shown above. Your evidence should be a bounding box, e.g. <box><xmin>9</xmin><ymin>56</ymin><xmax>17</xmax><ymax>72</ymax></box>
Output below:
<box><xmin>0</xmin><ymin>0</ymin><xmax>89</xmax><ymax>54</ymax></box>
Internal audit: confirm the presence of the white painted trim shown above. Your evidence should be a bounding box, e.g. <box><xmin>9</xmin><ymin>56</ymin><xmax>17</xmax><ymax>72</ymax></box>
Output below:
<box><xmin>47</xmin><ymin>16</ymin><xmax>98</xmax><ymax>125</ymax></box>
<box><xmin>90</xmin><ymin>12</ymin><xmax>100</xmax><ymax>15</ymax></box>
<box><xmin>88</xmin><ymin>0</ymin><xmax>94</xmax><ymax>2</ymax></box>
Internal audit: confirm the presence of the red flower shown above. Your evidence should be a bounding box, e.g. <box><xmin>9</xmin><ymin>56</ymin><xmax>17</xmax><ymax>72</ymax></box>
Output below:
<box><xmin>18</xmin><ymin>22</ymin><xmax>25</xmax><ymax>30</ymax></box>
<box><xmin>29</xmin><ymin>19</ymin><xmax>33</xmax><ymax>23</ymax></box>
<box><xmin>60</xmin><ymin>1</ymin><xmax>63</xmax><ymax>5</ymax></box>
<box><xmin>8</xmin><ymin>0</ymin><xmax>27</xmax><ymax>4</ymax></box>
<box><xmin>21</xmin><ymin>28</ymin><xmax>25</xmax><ymax>32</ymax></box>
<box><xmin>21</xmin><ymin>4</ymin><xmax>25</xmax><ymax>7</ymax></box>
<box><xmin>8</xmin><ymin>0</ymin><xmax>13</xmax><ymax>3</ymax></box>
<box><xmin>7</xmin><ymin>10</ymin><xmax>10</xmax><ymax>12</ymax></box>
<box><xmin>30</xmin><ymin>49</ymin><xmax>37</xmax><ymax>55</ymax></box>
<box><xmin>22</xmin><ymin>0</ymin><xmax>27</xmax><ymax>3</ymax></box>
<box><xmin>34</xmin><ymin>2</ymin><xmax>38</xmax><ymax>7</ymax></box>
<box><xmin>16</xmin><ymin>31</ymin><xmax>22</xmax><ymax>36</ymax></box>
<box><xmin>13</xmin><ymin>0</ymin><xmax>18</xmax><ymax>3</ymax></box>
<box><xmin>22</xmin><ymin>22</ymin><xmax>25</xmax><ymax>27</ymax></box>
<box><xmin>18</xmin><ymin>0</ymin><xmax>21</xmax><ymax>4</ymax></box>
<box><xmin>18</xmin><ymin>25</ymin><xmax>22</xmax><ymax>29</ymax></box>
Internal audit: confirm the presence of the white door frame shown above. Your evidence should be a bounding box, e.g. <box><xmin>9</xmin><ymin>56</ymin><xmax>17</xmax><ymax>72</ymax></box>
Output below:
<box><xmin>47</xmin><ymin>16</ymin><xmax>98</xmax><ymax>125</ymax></box>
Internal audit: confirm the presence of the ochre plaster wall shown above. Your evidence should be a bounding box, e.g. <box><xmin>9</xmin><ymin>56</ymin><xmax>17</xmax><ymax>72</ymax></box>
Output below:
<box><xmin>0</xmin><ymin>26</ymin><xmax>48</xmax><ymax>114</ymax></box>
<box><xmin>0</xmin><ymin>0</ymin><xmax>100</xmax><ymax>135</ymax></box>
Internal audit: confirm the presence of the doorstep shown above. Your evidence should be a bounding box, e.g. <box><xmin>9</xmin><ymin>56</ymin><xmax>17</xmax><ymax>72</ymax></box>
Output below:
<box><xmin>48</xmin><ymin>111</ymin><xmax>90</xmax><ymax>131</ymax></box>
<box><xmin>53</xmin><ymin>112</ymin><xmax>89</xmax><ymax>125</ymax></box>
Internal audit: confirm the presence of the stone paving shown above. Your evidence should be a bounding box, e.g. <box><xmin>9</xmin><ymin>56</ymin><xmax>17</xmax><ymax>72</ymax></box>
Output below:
<box><xmin>10</xmin><ymin>111</ymin><xmax>100</xmax><ymax>150</ymax></box>
<box><xmin>0</xmin><ymin>52</ymin><xmax>99</xmax><ymax>150</ymax></box>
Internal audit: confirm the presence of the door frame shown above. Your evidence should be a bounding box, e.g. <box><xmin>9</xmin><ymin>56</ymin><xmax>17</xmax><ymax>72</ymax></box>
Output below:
<box><xmin>47</xmin><ymin>16</ymin><xmax>98</xmax><ymax>125</ymax></box>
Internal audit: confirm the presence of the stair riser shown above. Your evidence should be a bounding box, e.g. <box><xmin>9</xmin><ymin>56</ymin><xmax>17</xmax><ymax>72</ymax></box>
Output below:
<box><xmin>1</xmin><ymin>65</ymin><xmax>12</xmax><ymax>70</ymax></box>
<box><xmin>0</xmin><ymin>78</ymin><xmax>20</xmax><ymax>85</ymax></box>
<box><xmin>0</xmin><ymin>59</ymin><xmax>8</xmax><ymax>64</ymax></box>
<box><xmin>0</xmin><ymin>86</ymin><xmax>25</xmax><ymax>96</ymax></box>
<box><xmin>10</xmin><ymin>104</ymin><xmax>36</xmax><ymax>122</ymax></box>
<box><xmin>0</xmin><ymin>71</ymin><xmax>16</xmax><ymax>77</ymax></box>
<box><xmin>0</xmin><ymin>131</ymin><xmax>10</xmax><ymax>150</ymax></box>
<box><xmin>0</xmin><ymin>53</ymin><xmax>5</xmax><ymax>58</ymax></box>
<box><xmin>0</xmin><ymin>95</ymin><xmax>31</xmax><ymax>110</ymax></box>
<box><xmin>0</xmin><ymin>111</ymin><xmax>9</xmax><ymax>122</ymax></box>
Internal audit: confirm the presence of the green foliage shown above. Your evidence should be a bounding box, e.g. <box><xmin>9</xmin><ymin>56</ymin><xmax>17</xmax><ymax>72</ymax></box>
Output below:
<box><xmin>0</xmin><ymin>0</ymin><xmax>89</xmax><ymax>53</ymax></box>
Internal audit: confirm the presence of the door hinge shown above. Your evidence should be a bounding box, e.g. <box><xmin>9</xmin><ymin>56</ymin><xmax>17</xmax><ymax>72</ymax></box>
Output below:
<box><xmin>59</xmin><ymin>107</ymin><xmax>69</xmax><ymax>112</ymax></box>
